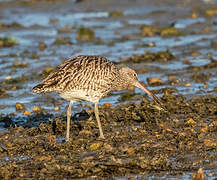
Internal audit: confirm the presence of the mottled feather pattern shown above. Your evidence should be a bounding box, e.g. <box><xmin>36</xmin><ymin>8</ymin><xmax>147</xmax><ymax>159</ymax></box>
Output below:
<box><xmin>33</xmin><ymin>56</ymin><xmax>119</xmax><ymax>100</ymax></box>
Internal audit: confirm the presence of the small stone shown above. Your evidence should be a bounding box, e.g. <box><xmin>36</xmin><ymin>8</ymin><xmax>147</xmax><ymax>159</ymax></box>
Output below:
<box><xmin>102</xmin><ymin>103</ymin><xmax>112</xmax><ymax>108</ymax></box>
<box><xmin>5</xmin><ymin>76</ymin><xmax>12</xmax><ymax>80</ymax></box>
<box><xmin>183</xmin><ymin>59</ymin><xmax>191</xmax><ymax>64</ymax></box>
<box><xmin>147</xmin><ymin>77</ymin><xmax>163</xmax><ymax>86</ymax></box>
<box><xmin>109</xmin><ymin>11</ymin><xmax>123</xmax><ymax>18</ymax></box>
<box><xmin>54</xmin><ymin>37</ymin><xmax>73</xmax><ymax>45</ymax></box>
<box><xmin>160</xmin><ymin>27</ymin><xmax>180</xmax><ymax>37</ymax></box>
<box><xmin>191</xmin><ymin>168</ymin><xmax>205</xmax><ymax>180</ymax></box>
<box><xmin>79</xmin><ymin>130</ymin><xmax>92</xmax><ymax>136</ymax></box>
<box><xmin>54</xmin><ymin>106</ymin><xmax>59</xmax><ymax>111</ymax></box>
<box><xmin>33</xmin><ymin>106</ymin><xmax>43</xmax><ymax>112</ymax></box>
<box><xmin>192</xmin><ymin>11</ymin><xmax>198</xmax><ymax>19</ymax></box>
<box><xmin>89</xmin><ymin>142</ymin><xmax>103</xmax><ymax>151</ymax></box>
<box><xmin>58</xmin><ymin>26</ymin><xmax>73</xmax><ymax>33</ymax></box>
<box><xmin>39</xmin><ymin>42</ymin><xmax>47</xmax><ymax>51</ymax></box>
<box><xmin>13</xmin><ymin>61</ymin><xmax>29</xmax><ymax>68</ymax></box>
<box><xmin>49</xmin><ymin>18</ymin><xmax>59</xmax><ymax>23</ymax></box>
<box><xmin>41</xmin><ymin>168</ymin><xmax>47</xmax><ymax>173</ymax></box>
<box><xmin>148</xmin><ymin>42</ymin><xmax>156</xmax><ymax>47</ymax></box>
<box><xmin>200</xmin><ymin>126</ymin><xmax>208</xmax><ymax>133</ymax></box>
<box><xmin>168</xmin><ymin>75</ymin><xmax>177</xmax><ymax>81</ymax></box>
<box><xmin>141</xmin><ymin>25</ymin><xmax>159</xmax><ymax>37</ymax></box>
<box><xmin>104</xmin><ymin>143</ymin><xmax>113</xmax><ymax>152</ymax></box>
<box><xmin>126</xmin><ymin>148</ymin><xmax>135</xmax><ymax>155</ymax></box>
<box><xmin>23</xmin><ymin>111</ymin><xmax>31</xmax><ymax>116</ymax></box>
<box><xmin>191</xmin><ymin>51</ymin><xmax>201</xmax><ymax>57</ymax></box>
<box><xmin>15</xmin><ymin>103</ymin><xmax>26</xmax><ymax>111</ymax></box>
<box><xmin>186</xmin><ymin>118</ymin><xmax>196</xmax><ymax>125</ymax></box>
<box><xmin>205</xmin><ymin>8</ymin><xmax>217</xmax><ymax>16</ymax></box>
<box><xmin>203</xmin><ymin>83</ymin><xmax>208</xmax><ymax>89</ymax></box>
<box><xmin>204</xmin><ymin>139</ymin><xmax>216</xmax><ymax>147</ymax></box>
<box><xmin>185</xmin><ymin>83</ymin><xmax>191</xmax><ymax>87</ymax></box>
<box><xmin>76</xmin><ymin>27</ymin><xmax>95</xmax><ymax>42</ymax></box>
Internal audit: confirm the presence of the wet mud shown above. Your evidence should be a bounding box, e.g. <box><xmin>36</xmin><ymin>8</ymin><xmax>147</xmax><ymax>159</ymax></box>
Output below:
<box><xmin>0</xmin><ymin>0</ymin><xmax>217</xmax><ymax>179</ymax></box>
<box><xmin>0</xmin><ymin>94</ymin><xmax>217</xmax><ymax>179</ymax></box>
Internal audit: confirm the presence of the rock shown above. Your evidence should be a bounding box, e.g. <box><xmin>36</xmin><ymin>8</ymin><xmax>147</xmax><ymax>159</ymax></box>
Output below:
<box><xmin>102</xmin><ymin>103</ymin><xmax>112</xmax><ymax>109</ymax></box>
<box><xmin>186</xmin><ymin>118</ymin><xmax>196</xmax><ymax>125</ymax></box>
<box><xmin>147</xmin><ymin>77</ymin><xmax>163</xmax><ymax>86</ymax></box>
<box><xmin>109</xmin><ymin>11</ymin><xmax>123</xmax><ymax>18</ymax></box>
<box><xmin>0</xmin><ymin>37</ymin><xmax>18</xmax><ymax>48</ymax></box>
<box><xmin>15</xmin><ymin>103</ymin><xmax>26</xmax><ymax>111</ymax></box>
<box><xmin>39</xmin><ymin>42</ymin><xmax>47</xmax><ymax>51</ymax></box>
<box><xmin>76</xmin><ymin>27</ymin><xmax>95</xmax><ymax>42</ymax></box>
<box><xmin>23</xmin><ymin>111</ymin><xmax>31</xmax><ymax>116</ymax></box>
<box><xmin>185</xmin><ymin>83</ymin><xmax>191</xmax><ymax>87</ymax></box>
<box><xmin>203</xmin><ymin>139</ymin><xmax>217</xmax><ymax>147</ymax></box>
<box><xmin>160</xmin><ymin>27</ymin><xmax>180</xmax><ymax>37</ymax></box>
<box><xmin>12</xmin><ymin>61</ymin><xmax>29</xmax><ymax>68</ymax></box>
<box><xmin>89</xmin><ymin>142</ymin><xmax>103</xmax><ymax>151</ymax></box>
<box><xmin>191</xmin><ymin>168</ymin><xmax>205</xmax><ymax>180</ymax></box>
<box><xmin>33</xmin><ymin>106</ymin><xmax>43</xmax><ymax>112</ymax></box>
<box><xmin>205</xmin><ymin>8</ymin><xmax>217</xmax><ymax>16</ymax></box>
<box><xmin>54</xmin><ymin>107</ymin><xmax>59</xmax><ymax>111</ymax></box>
<box><xmin>122</xmin><ymin>50</ymin><xmax>175</xmax><ymax>63</ymax></box>
<box><xmin>54</xmin><ymin>37</ymin><xmax>73</xmax><ymax>45</ymax></box>
<box><xmin>141</xmin><ymin>25</ymin><xmax>160</xmax><ymax>37</ymax></box>
<box><xmin>58</xmin><ymin>26</ymin><xmax>73</xmax><ymax>33</ymax></box>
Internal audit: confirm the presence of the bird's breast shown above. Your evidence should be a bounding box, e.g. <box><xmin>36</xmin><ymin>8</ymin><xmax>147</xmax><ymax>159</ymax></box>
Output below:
<box><xmin>59</xmin><ymin>89</ymin><xmax>106</xmax><ymax>103</ymax></box>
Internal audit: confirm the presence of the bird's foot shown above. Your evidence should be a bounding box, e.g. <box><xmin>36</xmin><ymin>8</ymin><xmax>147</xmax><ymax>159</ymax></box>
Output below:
<box><xmin>99</xmin><ymin>134</ymin><xmax>105</xmax><ymax>140</ymax></box>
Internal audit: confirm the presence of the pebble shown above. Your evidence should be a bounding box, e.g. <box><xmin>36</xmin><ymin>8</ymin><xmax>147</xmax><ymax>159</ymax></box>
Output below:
<box><xmin>147</xmin><ymin>77</ymin><xmax>163</xmax><ymax>86</ymax></box>
<box><xmin>15</xmin><ymin>103</ymin><xmax>25</xmax><ymax>111</ymax></box>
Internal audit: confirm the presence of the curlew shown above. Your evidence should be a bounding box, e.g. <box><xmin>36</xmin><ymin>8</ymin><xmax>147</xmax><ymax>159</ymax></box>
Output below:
<box><xmin>33</xmin><ymin>55</ymin><xmax>162</xmax><ymax>141</ymax></box>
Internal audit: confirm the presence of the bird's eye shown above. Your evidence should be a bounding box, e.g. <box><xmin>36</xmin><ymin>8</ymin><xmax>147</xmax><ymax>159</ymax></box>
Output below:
<box><xmin>133</xmin><ymin>73</ymin><xmax>137</xmax><ymax>78</ymax></box>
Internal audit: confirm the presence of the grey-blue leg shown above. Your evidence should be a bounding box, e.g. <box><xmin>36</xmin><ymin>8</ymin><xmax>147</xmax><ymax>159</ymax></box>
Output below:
<box><xmin>94</xmin><ymin>102</ymin><xmax>105</xmax><ymax>139</ymax></box>
<box><xmin>66</xmin><ymin>101</ymin><xmax>72</xmax><ymax>141</ymax></box>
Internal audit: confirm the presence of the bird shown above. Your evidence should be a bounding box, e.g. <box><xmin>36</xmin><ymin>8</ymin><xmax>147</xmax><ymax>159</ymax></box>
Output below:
<box><xmin>32</xmin><ymin>55</ymin><xmax>162</xmax><ymax>141</ymax></box>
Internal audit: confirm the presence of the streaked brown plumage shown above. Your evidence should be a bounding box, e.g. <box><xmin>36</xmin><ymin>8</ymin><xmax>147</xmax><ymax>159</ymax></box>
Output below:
<box><xmin>33</xmin><ymin>55</ymin><xmax>162</xmax><ymax>141</ymax></box>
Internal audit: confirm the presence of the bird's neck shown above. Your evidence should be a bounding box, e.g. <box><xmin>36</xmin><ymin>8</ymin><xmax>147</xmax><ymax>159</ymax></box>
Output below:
<box><xmin>112</xmin><ymin>73</ymin><xmax>129</xmax><ymax>91</ymax></box>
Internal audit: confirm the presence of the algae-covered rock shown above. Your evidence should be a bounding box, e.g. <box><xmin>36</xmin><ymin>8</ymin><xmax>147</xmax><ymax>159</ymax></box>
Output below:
<box><xmin>205</xmin><ymin>8</ymin><xmax>217</xmax><ymax>16</ymax></box>
<box><xmin>39</xmin><ymin>42</ymin><xmax>47</xmax><ymax>51</ymax></box>
<box><xmin>0</xmin><ymin>87</ymin><xmax>11</xmax><ymax>98</ymax></box>
<box><xmin>4</xmin><ymin>75</ymin><xmax>26</xmax><ymax>84</ymax></box>
<box><xmin>147</xmin><ymin>77</ymin><xmax>163</xmax><ymax>86</ymax></box>
<box><xmin>160</xmin><ymin>27</ymin><xmax>180</xmax><ymax>37</ymax></box>
<box><xmin>76</xmin><ymin>27</ymin><xmax>95</xmax><ymax>42</ymax></box>
<box><xmin>54</xmin><ymin>37</ymin><xmax>73</xmax><ymax>45</ymax></box>
<box><xmin>123</xmin><ymin>50</ymin><xmax>175</xmax><ymax>63</ymax></box>
<box><xmin>109</xmin><ymin>11</ymin><xmax>123</xmax><ymax>18</ymax></box>
<box><xmin>0</xmin><ymin>37</ymin><xmax>18</xmax><ymax>48</ymax></box>
<box><xmin>88</xmin><ymin>142</ymin><xmax>103</xmax><ymax>151</ymax></box>
<box><xmin>141</xmin><ymin>25</ymin><xmax>180</xmax><ymax>37</ymax></box>
<box><xmin>141</xmin><ymin>25</ymin><xmax>160</xmax><ymax>37</ymax></box>
<box><xmin>15</xmin><ymin>103</ymin><xmax>26</xmax><ymax>111</ymax></box>
<box><xmin>11</xmin><ymin>61</ymin><xmax>29</xmax><ymax>68</ymax></box>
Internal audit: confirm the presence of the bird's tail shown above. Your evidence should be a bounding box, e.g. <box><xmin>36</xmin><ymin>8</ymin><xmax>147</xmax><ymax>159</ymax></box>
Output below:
<box><xmin>32</xmin><ymin>83</ymin><xmax>51</xmax><ymax>93</ymax></box>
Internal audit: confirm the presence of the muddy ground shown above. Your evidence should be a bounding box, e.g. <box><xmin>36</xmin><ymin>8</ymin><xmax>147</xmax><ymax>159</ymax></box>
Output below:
<box><xmin>0</xmin><ymin>0</ymin><xmax>217</xmax><ymax>179</ymax></box>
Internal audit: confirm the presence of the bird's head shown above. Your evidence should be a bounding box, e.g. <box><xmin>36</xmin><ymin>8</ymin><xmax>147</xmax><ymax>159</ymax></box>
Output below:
<box><xmin>119</xmin><ymin>67</ymin><xmax>139</xmax><ymax>87</ymax></box>
<box><xmin>119</xmin><ymin>66</ymin><xmax>163</xmax><ymax>107</ymax></box>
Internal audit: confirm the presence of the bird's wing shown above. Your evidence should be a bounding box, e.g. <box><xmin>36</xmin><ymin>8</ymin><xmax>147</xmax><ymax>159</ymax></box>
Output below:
<box><xmin>36</xmin><ymin>56</ymin><xmax>119</xmax><ymax>93</ymax></box>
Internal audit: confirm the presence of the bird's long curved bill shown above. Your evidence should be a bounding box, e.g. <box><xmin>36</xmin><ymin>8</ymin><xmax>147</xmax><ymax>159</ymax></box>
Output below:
<box><xmin>135</xmin><ymin>82</ymin><xmax>163</xmax><ymax>107</ymax></box>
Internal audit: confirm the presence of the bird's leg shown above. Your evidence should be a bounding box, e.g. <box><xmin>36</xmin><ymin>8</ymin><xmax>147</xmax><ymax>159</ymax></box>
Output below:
<box><xmin>94</xmin><ymin>102</ymin><xmax>105</xmax><ymax>139</ymax></box>
<box><xmin>66</xmin><ymin>101</ymin><xmax>72</xmax><ymax>141</ymax></box>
